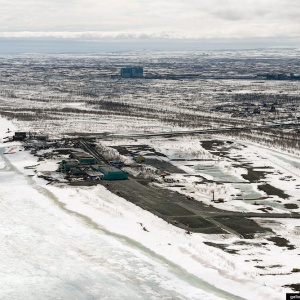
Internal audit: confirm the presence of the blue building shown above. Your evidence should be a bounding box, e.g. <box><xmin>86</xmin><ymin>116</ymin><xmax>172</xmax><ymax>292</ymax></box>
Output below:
<box><xmin>98</xmin><ymin>166</ymin><xmax>128</xmax><ymax>180</ymax></box>
<box><xmin>120</xmin><ymin>67</ymin><xmax>143</xmax><ymax>78</ymax></box>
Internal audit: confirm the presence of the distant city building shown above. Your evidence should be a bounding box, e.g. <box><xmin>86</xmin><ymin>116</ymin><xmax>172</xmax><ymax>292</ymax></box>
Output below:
<box><xmin>256</xmin><ymin>73</ymin><xmax>300</xmax><ymax>80</ymax></box>
<box><xmin>120</xmin><ymin>67</ymin><xmax>143</xmax><ymax>78</ymax></box>
<box><xmin>13</xmin><ymin>132</ymin><xmax>27</xmax><ymax>141</ymax></box>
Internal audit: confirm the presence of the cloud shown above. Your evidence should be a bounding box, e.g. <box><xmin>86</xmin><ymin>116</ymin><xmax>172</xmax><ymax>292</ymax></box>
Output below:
<box><xmin>0</xmin><ymin>0</ymin><xmax>299</xmax><ymax>42</ymax></box>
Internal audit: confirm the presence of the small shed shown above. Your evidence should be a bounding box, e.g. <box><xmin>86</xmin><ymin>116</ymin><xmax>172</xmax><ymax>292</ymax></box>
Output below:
<box><xmin>98</xmin><ymin>166</ymin><xmax>128</xmax><ymax>180</ymax></box>
<box><xmin>13</xmin><ymin>132</ymin><xmax>27</xmax><ymax>141</ymax></box>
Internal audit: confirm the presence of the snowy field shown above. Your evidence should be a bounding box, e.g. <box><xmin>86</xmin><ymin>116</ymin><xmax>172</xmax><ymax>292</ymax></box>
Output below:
<box><xmin>1</xmin><ymin>116</ymin><xmax>300</xmax><ymax>300</ymax></box>
<box><xmin>1</xmin><ymin>119</ymin><xmax>233</xmax><ymax>300</ymax></box>
<box><xmin>1</xmin><ymin>50</ymin><xmax>300</xmax><ymax>299</ymax></box>
<box><xmin>1</xmin><ymin>50</ymin><xmax>300</xmax><ymax>140</ymax></box>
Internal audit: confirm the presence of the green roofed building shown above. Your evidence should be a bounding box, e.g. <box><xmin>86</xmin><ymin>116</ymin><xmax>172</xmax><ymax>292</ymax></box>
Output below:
<box><xmin>71</xmin><ymin>152</ymin><xmax>96</xmax><ymax>165</ymax></box>
<box><xmin>61</xmin><ymin>159</ymin><xmax>79</xmax><ymax>171</ymax></box>
<box><xmin>98</xmin><ymin>166</ymin><xmax>128</xmax><ymax>180</ymax></box>
<box><xmin>70</xmin><ymin>167</ymin><xmax>82</xmax><ymax>175</ymax></box>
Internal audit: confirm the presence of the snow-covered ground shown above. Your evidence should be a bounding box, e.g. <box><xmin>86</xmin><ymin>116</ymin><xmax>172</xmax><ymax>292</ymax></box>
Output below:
<box><xmin>100</xmin><ymin>135</ymin><xmax>300</xmax><ymax>297</ymax></box>
<box><xmin>1</xmin><ymin>117</ymin><xmax>300</xmax><ymax>299</ymax></box>
<box><xmin>1</xmin><ymin>144</ymin><xmax>231</xmax><ymax>299</ymax></box>
<box><xmin>103</xmin><ymin>135</ymin><xmax>300</xmax><ymax>213</ymax></box>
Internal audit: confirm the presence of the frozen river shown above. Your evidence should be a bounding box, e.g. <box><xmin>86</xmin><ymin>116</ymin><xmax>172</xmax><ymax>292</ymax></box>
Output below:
<box><xmin>0</xmin><ymin>148</ymin><xmax>243</xmax><ymax>300</ymax></box>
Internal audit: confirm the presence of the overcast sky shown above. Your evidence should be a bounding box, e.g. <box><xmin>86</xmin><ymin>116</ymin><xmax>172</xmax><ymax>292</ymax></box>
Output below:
<box><xmin>0</xmin><ymin>0</ymin><xmax>299</xmax><ymax>52</ymax></box>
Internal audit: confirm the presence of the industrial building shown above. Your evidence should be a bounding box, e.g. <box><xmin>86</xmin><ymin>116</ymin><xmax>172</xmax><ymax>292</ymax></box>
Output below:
<box><xmin>71</xmin><ymin>152</ymin><xmax>97</xmax><ymax>165</ymax></box>
<box><xmin>69</xmin><ymin>167</ymin><xmax>82</xmax><ymax>175</ymax></box>
<box><xmin>58</xmin><ymin>150</ymin><xmax>128</xmax><ymax>181</ymax></box>
<box><xmin>97</xmin><ymin>166</ymin><xmax>128</xmax><ymax>180</ymax></box>
<box><xmin>13</xmin><ymin>132</ymin><xmax>27</xmax><ymax>141</ymax></box>
<box><xmin>85</xmin><ymin>171</ymin><xmax>103</xmax><ymax>180</ymax></box>
<box><xmin>60</xmin><ymin>159</ymin><xmax>79</xmax><ymax>171</ymax></box>
<box><xmin>120</xmin><ymin>67</ymin><xmax>143</xmax><ymax>78</ymax></box>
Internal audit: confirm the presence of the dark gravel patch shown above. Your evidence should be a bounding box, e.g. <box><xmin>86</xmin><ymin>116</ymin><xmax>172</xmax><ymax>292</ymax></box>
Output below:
<box><xmin>145</xmin><ymin>158</ymin><xmax>185</xmax><ymax>174</ymax></box>
<box><xmin>214</xmin><ymin>216</ymin><xmax>271</xmax><ymax>238</ymax></box>
<box><xmin>204</xmin><ymin>242</ymin><xmax>239</xmax><ymax>254</ymax></box>
<box><xmin>284</xmin><ymin>203</ymin><xmax>299</xmax><ymax>209</ymax></box>
<box><xmin>258</xmin><ymin>183</ymin><xmax>290</xmax><ymax>199</ymax></box>
<box><xmin>267</xmin><ymin>236</ymin><xmax>295</xmax><ymax>250</ymax></box>
<box><xmin>201</xmin><ymin>140</ymin><xmax>228</xmax><ymax>152</ymax></box>
<box><xmin>112</xmin><ymin>144</ymin><xmax>167</xmax><ymax>158</ymax></box>
<box><xmin>242</xmin><ymin>168</ymin><xmax>270</xmax><ymax>182</ymax></box>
